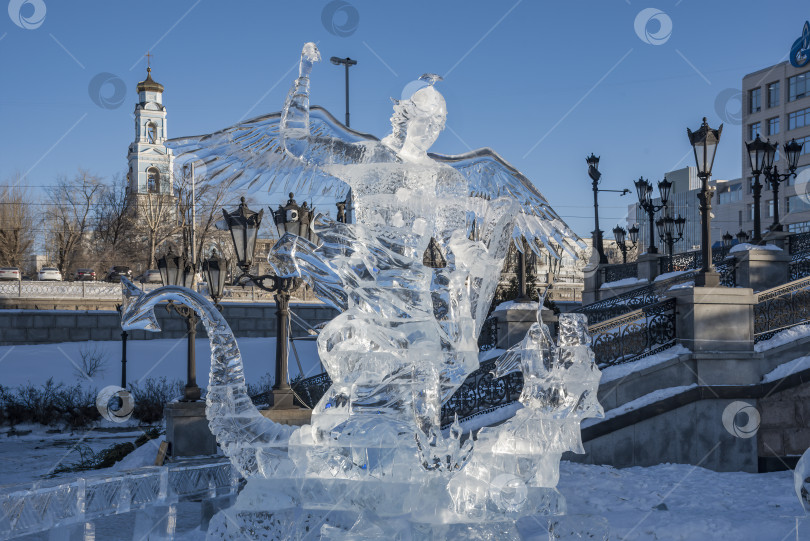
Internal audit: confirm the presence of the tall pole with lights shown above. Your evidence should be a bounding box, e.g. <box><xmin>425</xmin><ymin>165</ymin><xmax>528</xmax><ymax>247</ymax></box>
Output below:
<box><xmin>763</xmin><ymin>138</ymin><xmax>804</xmax><ymax>233</ymax></box>
<box><xmin>330</xmin><ymin>56</ymin><xmax>357</xmax><ymax>127</ymax></box>
<box><xmin>687</xmin><ymin>117</ymin><xmax>723</xmax><ymax>287</ymax></box>
<box><xmin>587</xmin><ymin>154</ymin><xmax>630</xmax><ymax>265</ymax></box>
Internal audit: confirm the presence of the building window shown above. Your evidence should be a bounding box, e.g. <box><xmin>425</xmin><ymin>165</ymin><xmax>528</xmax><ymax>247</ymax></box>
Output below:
<box><xmin>787</xmin><ymin>220</ymin><xmax>810</xmax><ymax>233</ymax></box>
<box><xmin>768</xmin><ymin>81</ymin><xmax>780</xmax><ymax>108</ymax></box>
<box><xmin>748</xmin><ymin>203</ymin><xmax>755</xmax><ymax>220</ymax></box>
<box><xmin>147</xmin><ymin>167</ymin><xmax>160</xmax><ymax>193</ymax></box>
<box><xmin>147</xmin><ymin>122</ymin><xmax>157</xmax><ymax>144</ymax></box>
<box><xmin>789</xmin><ymin>107</ymin><xmax>810</xmax><ymax>130</ymax></box>
<box><xmin>767</xmin><ymin>199</ymin><xmax>774</xmax><ymax>217</ymax></box>
<box><xmin>790</xmin><ymin>71</ymin><xmax>810</xmax><ymax>102</ymax></box>
<box><xmin>749</xmin><ymin>122</ymin><xmax>761</xmax><ymax>141</ymax></box>
<box><xmin>787</xmin><ymin>195</ymin><xmax>810</xmax><ymax>213</ymax></box>
<box><xmin>750</xmin><ymin>87</ymin><xmax>761</xmax><ymax>113</ymax></box>
<box><xmin>768</xmin><ymin>117</ymin><xmax>780</xmax><ymax>135</ymax></box>
<box><xmin>738</xmin><ymin>210</ymin><xmax>742</xmax><ymax>227</ymax></box>
<box><xmin>718</xmin><ymin>183</ymin><xmax>743</xmax><ymax>204</ymax></box>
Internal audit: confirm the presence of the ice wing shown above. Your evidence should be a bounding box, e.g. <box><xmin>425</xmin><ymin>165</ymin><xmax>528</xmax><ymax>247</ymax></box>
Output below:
<box><xmin>165</xmin><ymin>106</ymin><xmax>377</xmax><ymax>199</ymax></box>
<box><xmin>430</xmin><ymin>148</ymin><xmax>583</xmax><ymax>258</ymax></box>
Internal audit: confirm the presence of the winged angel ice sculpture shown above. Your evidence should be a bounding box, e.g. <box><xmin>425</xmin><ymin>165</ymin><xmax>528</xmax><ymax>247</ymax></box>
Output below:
<box><xmin>122</xmin><ymin>42</ymin><xmax>604</xmax><ymax>538</ymax></box>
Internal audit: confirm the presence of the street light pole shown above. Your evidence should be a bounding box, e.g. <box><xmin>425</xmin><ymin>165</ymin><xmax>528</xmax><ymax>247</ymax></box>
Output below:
<box><xmin>763</xmin><ymin>138</ymin><xmax>804</xmax><ymax>233</ymax></box>
<box><xmin>745</xmin><ymin>135</ymin><xmax>769</xmax><ymax>243</ymax></box>
<box><xmin>330</xmin><ymin>56</ymin><xmax>357</xmax><ymax>127</ymax></box>
<box><xmin>222</xmin><ymin>195</ymin><xmax>315</xmax><ymax>409</ymax></box>
<box><xmin>688</xmin><ymin>117</ymin><xmax>723</xmax><ymax>287</ymax></box>
<box><xmin>587</xmin><ymin>154</ymin><xmax>631</xmax><ymax>265</ymax></box>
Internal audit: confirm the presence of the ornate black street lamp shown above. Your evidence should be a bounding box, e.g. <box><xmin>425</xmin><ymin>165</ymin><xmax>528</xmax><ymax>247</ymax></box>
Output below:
<box><xmin>222</xmin><ymin>194</ymin><xmax>314</xmax><ymax>408</ymax></box>
<box><xmin>587</xmin><ymin>154</ymin><xmax>630</xmax><ymax>265</ymax></box>
<box><xmin>157</xmin><ymin>249</ymin><xmax>200</xmax><ymax>401</ymax></box>
<box><xmin>763</xmin><ymin>138</ymin><xmax>804</xmax><ymax>232</ymax></box>
<box><xmin>634</xmin><ymin>177</ymin><xmax>672</xmax><ymax>254</ymax></box>
<box><xmin>202</xmin><ymin>252</ymin><xmax>228</xmax><ymax>309</ymax></box>
<box><xmin>612</xmin><ymin>224</ymin><xmax>639</xmax><ymax>264</ymax></box>
<box><xmin>655</xmin><ymin>213</ymin><xmax>686</xmax><ymax>265</ymax></box>
<box><xmin>736</xmin><ymin>229</ymin><xmax>750</xmax><ymax>244</ymax></box>
<box><xmin>746</xmin><ymin>134</ymin><xmax>770</xmax><ymax>243</ymax></box>
<box><xmin>687</xmin><ymin>117</ymin><xmax>723</xmax><ymax>287</ymax></box>
<box><xmin>722</xmin><ymin>231</ymin><xmax>734</xmax><ymax>258</ymax></box>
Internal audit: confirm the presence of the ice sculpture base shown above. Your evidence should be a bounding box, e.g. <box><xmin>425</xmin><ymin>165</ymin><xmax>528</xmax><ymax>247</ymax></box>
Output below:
<box><xmin>207</xmin><ymin>477</ymin><xmax>608</xmax><ymax>540</ymax></box>
<box><xmin>260</xmin><ymin>407</ymin><xmax>313</xmax><ymax>426</ymax></box>
<box><xmin>165</xmin><ymin>401</ymin><xmax>218</xmax><ymax>457</ymax></box>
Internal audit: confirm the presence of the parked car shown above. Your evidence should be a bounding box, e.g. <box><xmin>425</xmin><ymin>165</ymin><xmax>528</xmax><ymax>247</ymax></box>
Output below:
<box><xmin>105</xmin><ymin>266</ymin><xmax>132</xmax><ymax>282</ymax></box>
<box><xmin>139</xmin><ymin>269</ymin><xmax>162</xmax><ymax>283</ymax></box>
<box><xmin>74</xmin><ymin>268</ymin><xmax>96</xmax><ymax>281</ymax></box>
<box><xmin>37</xmin><ymin>267</ymin><xmax>62</xmax><ymax>281</ymax></box>
<box><xmin>0</xmin><ymin>267</ymin><xmax>21</xmax><ymax>281</ymax></box>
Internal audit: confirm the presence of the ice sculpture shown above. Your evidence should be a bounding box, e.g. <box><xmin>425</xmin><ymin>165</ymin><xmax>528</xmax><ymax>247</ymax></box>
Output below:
<box><xmin>133</xmin><ymin>42</ymin><xmax>604</xmax><ymax>538</ymax></box>
<box><xmin>796</xmin><ymin>447</ymin><xmax>810</xmax><ymax>513</ymax></box>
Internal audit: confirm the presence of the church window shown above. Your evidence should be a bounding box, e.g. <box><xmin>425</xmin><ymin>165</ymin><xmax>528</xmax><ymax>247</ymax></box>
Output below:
<box><xmin>147</xmin><ymin>122</ymin><xmax>157</xmax><ymax>144</ymax></box>
<box><xmin>147</xmin><ymin>167</ymin><xmax>160</xmax><ymax>193</ymax></box>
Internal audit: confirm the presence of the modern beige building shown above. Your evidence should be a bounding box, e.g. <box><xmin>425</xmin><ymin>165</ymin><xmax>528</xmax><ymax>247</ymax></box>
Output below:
<box><xmin>741</xmin><ymin>54</ymin><xmax>810</xmax><ymax>236</ymax></box>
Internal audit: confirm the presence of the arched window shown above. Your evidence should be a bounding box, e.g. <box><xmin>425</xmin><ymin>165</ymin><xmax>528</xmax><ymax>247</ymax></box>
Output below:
<box><xmin>147</xmin><ymin>122</ymin><xmax>157</xmax><ymax>144</ymax></box>
<box><xmin>147</xmin><ymin>167</ymin><xmax>160</xmax><ymax>193</ymax></box>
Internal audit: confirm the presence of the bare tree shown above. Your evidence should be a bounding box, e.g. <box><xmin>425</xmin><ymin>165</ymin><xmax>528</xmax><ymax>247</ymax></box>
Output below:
<box><xmin>0</xmin><ymin>176</ymin><xmax>36</xmax><ymax>268</ymax></box>
<box><xmin>139</xmin><ymin>189</ymin><xmax>183</xmax><ymax>270</ymax></box>
<box><xmin>92</xmin><ymin>173</ymin><xmax>136</xmax><ymax>271</ymax></box>
<box><xmin>45</xmin><ymin>170</ymin><xmax>103</xmax><ymax>275</ymax></box>
<box><xmin>174</xmin><ymin>167</ymin><xmax>239</xmax><ymax>270</ymax></box>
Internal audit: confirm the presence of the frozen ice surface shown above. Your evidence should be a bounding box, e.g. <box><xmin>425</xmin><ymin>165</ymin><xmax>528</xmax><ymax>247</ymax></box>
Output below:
<box><xmin>151</xmin><ymin>42</ymin><xmax>600</xmax><ymax>537</ymax></box>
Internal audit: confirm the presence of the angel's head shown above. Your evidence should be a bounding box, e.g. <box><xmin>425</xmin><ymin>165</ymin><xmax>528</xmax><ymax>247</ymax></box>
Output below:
<box><xmin>382</xmin><ymin>75</ymin><xmax>447</xmax><ymax>157</ymax></box>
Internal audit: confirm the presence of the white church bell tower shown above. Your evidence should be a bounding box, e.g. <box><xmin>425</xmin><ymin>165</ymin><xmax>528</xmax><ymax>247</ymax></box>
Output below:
<box><xmin>127</xmin><ymin>64</ymin><xmax>174</xmax><ymax>199</ymax></box>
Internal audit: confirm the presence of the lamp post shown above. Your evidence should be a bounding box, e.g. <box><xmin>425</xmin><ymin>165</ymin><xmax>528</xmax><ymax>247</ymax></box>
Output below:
<box><xmin>222</xmin><ymin>195</ymin><xmax>315</xmax><ymax>408</ymax></box>
<box><xmin>634</xmin><ymin>177</ymin><xmax>672</xmax><ymax>255</ymax></box>
<box><xmin>745</xmin><ymin>135</ymin><xmax>770</xmax><ymax>243</ymax></box>
<box><xmin>687</xmin><ymin>117</ymin><xmax>723</xmax><ymax>287</ymax></box>
<box><xmin>655</xmin><ymin>213</ymin><xmax>686</xmax><ymax>266</ymax></box>
<box><xmin>736</xmin><ymin>229</ymin><xmax>750</xmax><ymax>244</ymax></box>
<box><xmin>612</xmin><ymin>224</ymin><xmax>639</xmax><ymax>264</ymax></box>
<box><xmin>157</xmin><ymin>249</ymin><xmax>200</xmax><ymax>401</ymax></box>
<box><xmin>587</xmin><ymin>154</ymin><xmax>631</xmax><ymax>265</ymax></box>
<box><xmin>515</xmin><ymin>237</ymin><xmax>531</xmax><ymax>302</ymax></box>
<box><xmin>115</xmin><ymin>304</ymin><xmax>128</xmax><ymax>389</ymax></box>
<box><xmin>763</xmin><ymin>138</ymin><xmax>805</xmax><ymax>233</ymax></box>
<box><xmin>330</xmin><ymin>56</ymin><xmax>358</xmax><ymax>127</ymax></box>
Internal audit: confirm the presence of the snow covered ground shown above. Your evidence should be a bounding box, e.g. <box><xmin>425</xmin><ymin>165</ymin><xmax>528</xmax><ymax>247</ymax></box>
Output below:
<box><xmin>4</xmin><ymin>452</ymin><xmax>804</xmax><ymax>540</ymax></box>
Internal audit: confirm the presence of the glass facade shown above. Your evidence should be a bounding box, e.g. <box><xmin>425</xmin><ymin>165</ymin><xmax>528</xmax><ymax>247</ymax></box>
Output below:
<box><xmin>789</xmin><ymin>106</ymin><xmax>810</xmax><ymax>130</ymax></box>
<box><xmin>768</xmin><ymin>116</ymin><xmax>780</xmax><ymax>135</ymax></box>
<box><xmin>768</xmin><ymin>81</ymin><xmax>780</xmax><ymax>108</ymax></box>
<box><xmin>750</xmin><ymin>87</ymin><xmax>762</xmax><ymax>112</ymax></box>
<box><xmin>789</xmin><ymin>71</ymin><xmax>810</xmax><ymax>102</ymax></box>
<box><xmin>749</xmin><ymin>122</ymin><xmax>761</xmax><ymax>140</ymax></box>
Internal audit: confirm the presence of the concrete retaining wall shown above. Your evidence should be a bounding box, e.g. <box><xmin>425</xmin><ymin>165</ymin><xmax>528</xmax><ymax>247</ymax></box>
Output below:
<box><xmin>0</xmin><ymin>302</ymin><xmax>339</xmax><ymax>345</ymax></box>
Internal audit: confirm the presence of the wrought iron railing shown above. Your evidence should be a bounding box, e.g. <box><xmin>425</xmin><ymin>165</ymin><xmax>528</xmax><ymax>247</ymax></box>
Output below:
<box><xmin>659</xmin><ymin>249</ymin><xmax>731</xmax><ymax>274</ymax></box>
<box><xmin>440</xmin><ymin>356</ymin><xmax>523</xmax><ymax>428</ymax></box>
<box><xmin>788</xmin><ymin>231</ymin><xmax>810</xmax><ymax>256</ymax></box>
<box><xmin>292</xmin><ymin>371</ymin><xmax>333</xmax><ymax>409</ymax></box>
<box><xmin>478</xmin><ymin>316</ymin><xmax>498</xmax><ymax>351</ymax></box>
<box><xmin>716</xmin><ymin>259</ymin><xmax>738</xmax><ymax>288</ymax></box>
<box><xmin>590</xmin><ymin>298</ymin><xmax>677</xmax><ymax>368</ymax></box>
<box><xmin>574</xmin><ymin>270</ymin><xmax>697</xmax><ymax>325</ymax></box>
<box><xmin>754</xmin><ymin>276</ymin><xmax>810</xmax><ymax>343</ymax></box>
<box><xmin>602</xmin><ymin>262</ymin><xmax>638</xmax><ymax>284</ymax></box>
<box><xmin>790</xmin><ymin>256</ymin><xmax>810</xmax><ymax>281</ymax></box>
<box><xmin>0</xmin><ymin>459</ymin><xmax>238</xmax><ymax>538</ymax></box>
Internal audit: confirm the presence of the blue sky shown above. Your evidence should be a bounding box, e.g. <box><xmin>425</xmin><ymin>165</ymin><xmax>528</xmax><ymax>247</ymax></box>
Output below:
<box><xmin>1</xmin><ymin>0</ymin><xmax>808</xmax><ymax>237</ymax></box>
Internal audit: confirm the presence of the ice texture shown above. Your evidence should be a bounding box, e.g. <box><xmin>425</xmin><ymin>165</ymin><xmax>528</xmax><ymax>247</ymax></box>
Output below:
<box><xmin>796</xmin><ymin>447</ymin><xmax>810</xmax><ymax>513</ymax></box>
<box><xmin>154</xmin><ymin>42</ymin><xmax>601</xmax><ymax>538</ymax></box>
